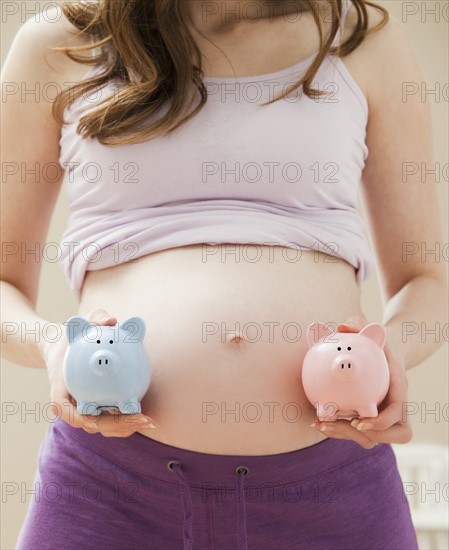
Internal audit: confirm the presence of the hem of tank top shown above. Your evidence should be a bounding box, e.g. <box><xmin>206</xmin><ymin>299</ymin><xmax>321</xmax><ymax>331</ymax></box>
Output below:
<box><xmin>69</xmin><ymin>245</ymin><xmax>364</xmax><ymax>298</ymax></box>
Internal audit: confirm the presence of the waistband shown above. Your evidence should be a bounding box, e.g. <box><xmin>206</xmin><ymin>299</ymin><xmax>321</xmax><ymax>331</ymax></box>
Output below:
<box><xmin>51</xmin><ymin>418</ymin><xmax>385</xmax><ymax>488</ymax></box>
<box><xmin>50</xmin><ymin>418</ymin><xmax>387</xmax><ymax>550</ymax></box>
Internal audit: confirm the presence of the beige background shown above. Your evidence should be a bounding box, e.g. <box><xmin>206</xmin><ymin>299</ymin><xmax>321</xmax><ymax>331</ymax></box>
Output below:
<box><xmin>1</xmin><ymin>1</ymin><xmax>448</xmax><ymax>548</ymax></box>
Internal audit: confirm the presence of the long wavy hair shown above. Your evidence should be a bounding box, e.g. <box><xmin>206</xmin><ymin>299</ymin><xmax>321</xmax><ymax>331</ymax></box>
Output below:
<box><xmin>51</xmin><ymin>0</ymin><xmax>388</xmax><ymax>146</ymax></box>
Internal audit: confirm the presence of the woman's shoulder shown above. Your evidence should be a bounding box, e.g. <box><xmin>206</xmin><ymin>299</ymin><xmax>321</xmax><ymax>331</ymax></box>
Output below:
<box><xmin>9</xmin><ymin>2</ymin><xmax>94</xmax><ymax>84</ymax></box>
<box><xmin>342</xmin><ymin>2</ymin><xmax>422</xmax><ymax>107</ymax></box>
<box><xmin>344</xmin><ymin>2</ymin><xmax>410</xmax><ymax>59</ymax></box>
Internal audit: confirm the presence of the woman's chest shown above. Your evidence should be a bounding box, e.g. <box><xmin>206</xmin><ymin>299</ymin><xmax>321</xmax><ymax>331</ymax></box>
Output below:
<box><xmin>61</xmin><ymin>61</ymin><xmax>368</xmax><ymax>213</ymax></box>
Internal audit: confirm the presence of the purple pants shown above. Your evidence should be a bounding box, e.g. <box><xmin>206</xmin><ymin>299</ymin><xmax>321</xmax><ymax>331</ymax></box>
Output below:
<box><xmin>16</xmin><ymin>418</ymin><xmax>418</xmax><ymax>550</ymax></box>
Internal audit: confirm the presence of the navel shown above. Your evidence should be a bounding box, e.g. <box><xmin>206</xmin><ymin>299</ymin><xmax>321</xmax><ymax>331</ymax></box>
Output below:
<box><xmin>226</xmin><ymin>332</ymin><xmax>246</xmax><ymax>345</ymax></box>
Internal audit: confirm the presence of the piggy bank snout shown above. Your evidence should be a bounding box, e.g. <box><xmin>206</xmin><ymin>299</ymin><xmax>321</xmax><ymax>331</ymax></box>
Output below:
<box><xmin>331</xmin><ymin>355</ymin><xmax>359</xmax><ymax>379</ymax></box>
<box><xmin>89</xmin><ymin>349</ymin><xmax>119</xmax><ymax>377</ymax></box>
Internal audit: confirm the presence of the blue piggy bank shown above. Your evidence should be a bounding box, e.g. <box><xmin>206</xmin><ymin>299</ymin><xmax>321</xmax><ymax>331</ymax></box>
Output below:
<box><xmin>63</xmin><ymin>316</ymin><xmax>152</xmax><ymax>416</ymax></box>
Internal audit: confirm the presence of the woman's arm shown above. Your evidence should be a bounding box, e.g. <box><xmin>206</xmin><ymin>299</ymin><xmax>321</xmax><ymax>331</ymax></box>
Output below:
<box><xmin>0</xmin><ymin>6</ymin><xmax>87</xmax><ymax>368</ymax></box>
<box><xmin>311</xmin><ymin>8</ymin><xmax>447</xmax><ymax>447</ymax></box>
<box><xmin>359</xmin><ymin>11</ymin><xmax>448</xmax><ymax>371</ymax></box>
<box><xmin>1</xmin><ymin>9</ymin><xmax>158</xmax><ymax>436</ymax></box>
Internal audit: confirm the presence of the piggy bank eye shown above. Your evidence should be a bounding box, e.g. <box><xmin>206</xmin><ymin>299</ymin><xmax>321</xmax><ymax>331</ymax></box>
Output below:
<box><xmin>96</xmin><ymin>340</ymin><xmax>101</xmax><ymax>344</ymax></box>
<box><xmin>109</xmin><ymin>340</ymin><xmax>113</xmax><ymax>344</ymax></box>
<box><xmin>347</xmin><ymin>346</ymin><xmax>351</xmax><ymax>351</ymax></box>
<box><xmin>337</xmin><ymin>346</ymin><xmax>341</xmax><ymax>351</ymax></box>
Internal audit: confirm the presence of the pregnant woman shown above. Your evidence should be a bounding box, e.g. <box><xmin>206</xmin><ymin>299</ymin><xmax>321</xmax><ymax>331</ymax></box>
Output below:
<box><xmin>2</xmin><ymin>0</ymin><xmax>447</xmax><ymax>548</ymax></box>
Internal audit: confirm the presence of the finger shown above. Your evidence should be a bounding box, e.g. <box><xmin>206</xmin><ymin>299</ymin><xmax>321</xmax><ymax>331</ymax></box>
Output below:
<box><xmin>86</xmin><ymin>309</ymin><xmax>118</xmax><ymax>325</ymax></box>
<box><xmin>81</xmin><ymin>408</ymin><xmax>131</xmax><ymax>420</ymax></box>
<box><xmin>81</xmin><ymin>422</ymin><xmax>139</xmax><ymax>436</ymax></box>
<box><xmin>337</xmin><ymin>316</ymin><xmax>367</xmax><ymax>332</ymax></box>
<box><xmin>82</xmin><ymin>426</ymin><xmax>98</xmax><ymax>434</ymax></box>
<box><xmin>313</xmin><ymin>419</ymin><xmax>412</xmax><ymax>446</ymax></box>
<box><xmin>83</xmin><ymin>418</ymin><xmax>155</xmax><ymax>437</ymax></box>
<box><xmin>52</xmin><ymin>394</ymin><xmax>106</xmax><ymax>430</ymax></box>
<box><xmin>82</xmin><ymin>412</ymin><xmax>156</xmax><ymax>432</ymax></box>
<box><xmin>352</xmin><ymin>373</ymin><xmax>408</xmax><ymax>433</ymax></box>
<box><xmin>56</xmin><ymin>399</ymin><xmax>91</xmax><ymax>429</ymax></box>
<box><xmin>337</xmin><ymin>325</ymin><xmax>359</xmax><ymax>333</ymax></box>
<box><xmin>351</xmin><ymin>401</ymin><xmax>405</xmax><ymax>432</ymax></box>
<box><xmin>312</xmin><ymin>420</ymin><xmax>378</xmax><ymax>449</ymax></box>
<box><xmin>80</xmin><ymin>418</ymin><xmax>134</xmax><ymax>436</ymax></box>
<box><xmin>101</xmin><ymin>409</ymin><xmax>155</xmax><ymax>424</ymax></box>
<box><xmin>82</xmin><ymin>423</ymin><xmax>140</xmax><ymax>436</ymax></box>
<box><xmin>54</xmin><ymin>392</ymin><xmax>157</xmax><ymax>431</ymax></box>
<box><xmin>361</xmin><ymin>423</ymin><xmax>413</xmax><ymax>445</ymax></box>
<box><xmin>99</xmin><ymin>430</ymin><xmax>142</xmax><ymax>438</ymax></box>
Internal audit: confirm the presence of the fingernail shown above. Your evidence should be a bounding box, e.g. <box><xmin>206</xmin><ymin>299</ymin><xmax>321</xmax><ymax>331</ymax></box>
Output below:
<box><xmin>142</xmin><ymin>418</ymin><xmax>156</xmax><ymax>430</ymax></box>
<box><xmin>99</xmin><ymin>316</ymin><xmax>117</xmax><ymax>324</ymax></box>
<box><xmin>320</xmin><ymin>424</ymin><xmax>335</xmax><ymax>432</ymax></box>
<box><xmin>310</xmin><ymin>422</ymin><xmax>317</xmax><ymax>428</ymax></box>
<box><xmin>351</xmin><ymin>419</ymin><xmax>361</xmax><ymax>428</ymax></box>
<box><xmin>358</xmin><ymin>423</ymin><xmax>374</xmax><ymax>431</ymax></box>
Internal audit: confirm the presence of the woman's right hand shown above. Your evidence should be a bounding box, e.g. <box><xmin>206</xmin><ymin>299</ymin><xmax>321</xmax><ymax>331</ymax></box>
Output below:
<box><xmin>43</xmin><ymin>309</ymin><xmax>157</xmax><ymax>437</ymax></box>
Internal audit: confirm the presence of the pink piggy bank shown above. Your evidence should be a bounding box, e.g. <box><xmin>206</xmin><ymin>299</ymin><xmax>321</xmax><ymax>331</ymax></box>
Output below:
<box><xmin>301</xmin><ymin>322</ymin><xmax>390</xmax><ymax>421</ymax></box>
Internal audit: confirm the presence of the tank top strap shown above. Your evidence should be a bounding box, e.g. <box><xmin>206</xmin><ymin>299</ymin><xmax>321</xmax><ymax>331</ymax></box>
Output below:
<box><xmin>331</xmin><ymin>0</ymin><xmax>353</xmax><ymax>48</ymax></box>
<box><xmin>342</xmin><ymin>0</ymin><xmax>353</xmax><ymax>26</ymax></box>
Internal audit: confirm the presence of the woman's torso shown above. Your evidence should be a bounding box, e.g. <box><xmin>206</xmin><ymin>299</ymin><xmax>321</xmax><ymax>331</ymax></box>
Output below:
<box><xmin>62</xmin><ymin>3</ymin><xmax>374</xmax><ymax>455</ymax></box>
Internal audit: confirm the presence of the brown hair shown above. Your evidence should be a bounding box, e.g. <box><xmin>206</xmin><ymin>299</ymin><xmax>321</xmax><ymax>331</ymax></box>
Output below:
<box><xmin>51</xmin><ymin>0</ymin><xmax>388</xmax><ymax>146</ymax></box>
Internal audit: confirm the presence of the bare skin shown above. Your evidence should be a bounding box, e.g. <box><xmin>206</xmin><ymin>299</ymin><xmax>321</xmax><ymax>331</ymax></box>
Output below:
<box><xmin>1</xmin><ymin>1</ymin><xmax>447</xmax><ymax>455</ymax></box>
<box><xmin>79</xmin><ymin>246</ymin><xmax>364</xmax><ymax>453</ymax></box>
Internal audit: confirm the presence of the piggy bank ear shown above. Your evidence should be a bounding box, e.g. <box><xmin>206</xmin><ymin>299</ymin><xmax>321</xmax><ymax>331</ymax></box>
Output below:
<box><xmin>65</xmin><ymin>316</ymin><xmax>91</xmax><ymax>343</ymax></box>
<box><xmin>120</xmin><ymin>317</ymin><xmax>146</xmax><ymax>342</ymax></box>
<box><xmin>359</xmin><ymin>323</ymin><xmax>386</xmax><ymax>348</ymax></box>
<box><xmin>307</xmin><ymin>322</ymin><xmax>335</xmax><ymax>348</ymax></box>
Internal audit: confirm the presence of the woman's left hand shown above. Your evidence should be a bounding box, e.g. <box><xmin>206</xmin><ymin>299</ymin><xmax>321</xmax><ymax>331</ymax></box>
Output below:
<box><xmin>310</xmin><ymin>315</ymin><xmax>413</xmax><ymax>449</ymax></box>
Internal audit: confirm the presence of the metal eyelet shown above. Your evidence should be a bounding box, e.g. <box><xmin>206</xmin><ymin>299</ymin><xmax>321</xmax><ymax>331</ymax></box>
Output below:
<box><xmin>235</xmin><ymin>465</ymin><xmax>249</xmax><ymax>476</ymax></box>
<box><xmin>167</xmin><ymin>460</ymin><xmax>181</xmax><ymax>471</ymax></box>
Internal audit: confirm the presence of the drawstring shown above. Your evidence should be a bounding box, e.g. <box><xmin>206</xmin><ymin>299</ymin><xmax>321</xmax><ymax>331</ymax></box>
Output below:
<box><xmin>168</xmin><ymin>460</ymin><xmax>194</xmax><ymax>550</ymax></box>
<box><xmin>167</xmin><ymin>460</ymin><xmax>250</xmax><ymax>550</ymax></box>
<box><xmin>236</xmin><ymin>466</ymin><xmax>249</xmax><ymax>550</ymax></box>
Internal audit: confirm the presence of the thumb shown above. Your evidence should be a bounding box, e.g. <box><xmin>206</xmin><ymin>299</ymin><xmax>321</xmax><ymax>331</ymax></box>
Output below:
<box><xmin>337</xmin><ymin>315</ymin><xmax>367</xmax><ymax>332</ymax></box>
<box><xmin>86</xmin><ymin>309</ymin><xmax>118</xmax><ymax>326</ymax></box>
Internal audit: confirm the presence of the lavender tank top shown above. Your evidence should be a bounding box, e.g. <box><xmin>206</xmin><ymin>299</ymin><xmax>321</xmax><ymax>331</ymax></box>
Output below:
<box><xmin>58</xmin><ymin>0</ymin><xmax>374</xmax><ymax>297</ymax></box>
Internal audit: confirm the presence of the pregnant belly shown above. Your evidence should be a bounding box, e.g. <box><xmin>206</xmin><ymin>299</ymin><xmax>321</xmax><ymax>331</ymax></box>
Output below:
<box><xmin>79</xmin><ymin>244</ymin><xmax>363</xmax><ymax>455</ymax></box>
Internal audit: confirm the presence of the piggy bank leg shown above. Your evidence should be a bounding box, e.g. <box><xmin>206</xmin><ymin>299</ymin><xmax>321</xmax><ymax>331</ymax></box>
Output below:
<box><xmin>77</xmin><ymin>401</ymin><xmax>101</xmax><ymax>416</ymax></box>
<box><xmin>357</xmin><ymin>404</ymin><xmax>378</xmax><ymax>418</ymax></box>
<box><xmin>316</xmin><ymin>403</ymin><xmax>337</xmax><ymax>422</ymax></box>
<box><xmin>316</xmin><ymin>403</ymin><xmax>332</xmax><ymax>422</ymax></box>
<box><xmin>118</xmin><ymin>400</ymin><xmax>141</xmax><ymax>415</ymax></box>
